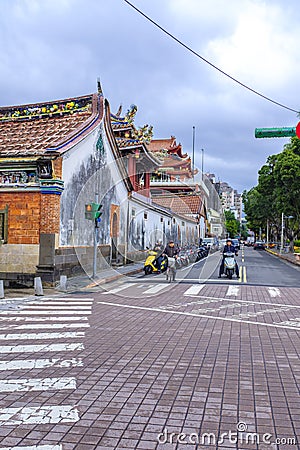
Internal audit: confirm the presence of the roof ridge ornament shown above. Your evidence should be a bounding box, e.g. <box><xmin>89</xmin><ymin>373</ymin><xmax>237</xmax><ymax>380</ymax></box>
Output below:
<box><xmin>97</xmin><ymin>77</ymin><xmax>103</xmax><ymax>95</ymax></box>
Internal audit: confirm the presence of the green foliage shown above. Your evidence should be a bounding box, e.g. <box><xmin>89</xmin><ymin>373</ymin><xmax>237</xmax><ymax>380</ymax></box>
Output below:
<box><xmin>243</xmin><ymin>136</ymin><xmax>300</xmax><ymax>247</ymax></box>
<box><xmin>224</xmin><ymin>210</ymin><xmax>239</xmax><ymax>238</ymax></box>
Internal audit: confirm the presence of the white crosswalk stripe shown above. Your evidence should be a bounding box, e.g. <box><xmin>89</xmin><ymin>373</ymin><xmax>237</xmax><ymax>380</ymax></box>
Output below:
<box><xmin>268</xmin><ymin>287</ymin><xmax>281</xmax><ymax>297</ymax></box>
<box><xmin>0</xmin><ymin>316</ymin><xmax>89</xmax><ymax>322</ymax></box>
<box><xmin>143</xmin><ymin>284</ymin><xmax>167</xmax><ymax>294</ymax></box>
<box><xmin>184</xmin><ymin>284</ymin><xmax>205</xmax><ymax>296</ymax></box>
<box><xmin>102</xmin><ymin>283</ymin><xmax>135</xmax><ymax>294</ymax></box>
<box><xmin>0</xmin><ymin>377</ymin><xmax>76</xmax><ymax>392</ymax></box>
<box><xmin>0</xmin><ymin>358</ymin><xmax>83</xmax><ymax>371</ymax></box>
<box><xmin>0</xmin><ymin>342</ymin><xmax>84</xmax><ymax>354</ymax></box>
<box><xmin>226</xmin><ymin>286</ymin><xmax>240</xmax><ymax>296</ymax></box>
<box><xmin>0</xmin><ymin>446</ymin><xmax>62</xmax><ymax>450</ymax></box>
<box><xmin>0</xmin><ymin>405</ymin><xmax>79</xmax><ymax>425</ymax></box>
<box><xmin>0</xmin><ymin>310</ymin><xmax>92</xmax><ymax>315</ymax></box>
<box><xmin>0</xmin><ymin>331</ymin><xmax>85</xmax><ymax>340</ymax></box>
<box><xmin>0</xmin><ymin>322</ymin><xmax>89</xmax><ymax>330</ymax></box>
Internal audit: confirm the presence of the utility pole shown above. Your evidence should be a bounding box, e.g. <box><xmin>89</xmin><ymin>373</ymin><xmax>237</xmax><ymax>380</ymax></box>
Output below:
<box><xmin>192</xmin><ymin>126</ymin><xmax>195</xmax><ymax>181</ymax></box>
<box><xmin>93</xmin><ymin>192</ymin><xmax>99</xmax><ymax>279</ymax></box>
<box><xmin>280</xmin><ymin>212</ymin><xmax>284</xmax><ymax>254</ymax></box>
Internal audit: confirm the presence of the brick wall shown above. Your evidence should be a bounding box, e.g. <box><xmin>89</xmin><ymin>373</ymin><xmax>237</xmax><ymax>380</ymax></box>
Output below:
<box><xmin>0</xmin><ymin>192</ymin><xmax>41</xmax><ymax>244</ymax></box>
<box><xmin>40</xmin><ymin>194</ymin><xmax>61</xmax><ymax>234</ymax></box>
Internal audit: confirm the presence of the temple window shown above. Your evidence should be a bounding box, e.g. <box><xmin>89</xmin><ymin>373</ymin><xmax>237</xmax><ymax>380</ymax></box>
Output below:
<box><xmin>0</xmin><ymin>206</ymin><xmax>8</xmax><ymax>243</ymax></box>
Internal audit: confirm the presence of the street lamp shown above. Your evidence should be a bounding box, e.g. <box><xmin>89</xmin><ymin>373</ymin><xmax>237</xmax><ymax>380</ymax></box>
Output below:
<box><xmin>280</xmin><ymin>213</ymin><xmax>293</xmax><ymax>253</ymax></box>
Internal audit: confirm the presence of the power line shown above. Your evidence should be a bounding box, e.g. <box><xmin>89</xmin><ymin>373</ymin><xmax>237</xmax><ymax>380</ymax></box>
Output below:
<box><xmin>124</xmin><ymin>0</ymin><xmax>299</xmax><ymax>114</ymax></box>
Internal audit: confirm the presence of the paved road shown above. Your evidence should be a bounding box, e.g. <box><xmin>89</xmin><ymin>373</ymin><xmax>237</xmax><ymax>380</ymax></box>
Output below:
<box><xmin>165</xmin><ymin>246</ymin><xmax>300</xmax><ymax>287</ymax></box>
<box><xmin>0</xmin><ymin>250</ymin><xmax>299</xmax><ymax>449</ymax></box>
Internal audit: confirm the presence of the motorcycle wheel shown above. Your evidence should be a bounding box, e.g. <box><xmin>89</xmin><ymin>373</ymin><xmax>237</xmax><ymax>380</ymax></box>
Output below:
<box><xmin>144</xmin><ymin>266</ymin><xmax>153</xmax><ymax>275</ymax></box>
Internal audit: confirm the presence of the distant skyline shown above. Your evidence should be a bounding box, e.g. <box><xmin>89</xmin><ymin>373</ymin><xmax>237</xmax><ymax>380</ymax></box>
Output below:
<box><xmin>1</xmin><ymin>0</ymin><xmax>299</xmax><ymax>192</ymax></box>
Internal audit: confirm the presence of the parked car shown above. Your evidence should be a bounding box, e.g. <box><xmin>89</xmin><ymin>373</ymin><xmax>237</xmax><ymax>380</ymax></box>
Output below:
<box><xmin>232</xmin><ymin>238</ymin><xmax>240</xmax><ymax>251</ymax></box>
<box><xmin>253</xmin><ymin>241</ymin><xmax>266</xmax><ymax>250</ymax></box>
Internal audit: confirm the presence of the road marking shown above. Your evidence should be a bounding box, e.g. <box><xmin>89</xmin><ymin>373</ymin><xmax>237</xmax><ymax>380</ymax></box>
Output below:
<box><xmin>0</xmin><ymin>405</ymin><xmax>79</xmax><ymax>425</ymax></box>
<box><xmin>182</xmin><ymin>294</ymin><xmax>300</xmax><ymax>309</ymax></box>
<box><xmin>226</xmin><ymin>286</ymin><xmax>240</xmax><ymax>296</ymax></box>
<box><xmin>0</xmin><ymin>331</ymin><xmax>85</xmax><ymax>340</ymax></box>
<box><xmin>0</xmin><ymin>316</ymin><xmax>89</xmax><ymax>322</ymax></box>
<box><xmin>143</xmin><ymin>284</ymin><xmax>167</xmax><ymax>294</ymax></box>
<box><xmin>97</xmin><ymin>300</ymin><xmax>300</xmax><ymax>331</ymax></box>
<box><xmin>0</xmin><ymin>310</ymin><xmax>91</xmax><ymax>315</ymax></box>
<box><xmin>184</xmin><ymin>285</ymin><xmax>205</xmax><ymax>296</ymax></box>
<box><xmin>0</xmin><ymin>377</ymin><xmax>76</xmax><ymax>392</ymax></box>
<box><xmin>0</xmin><ymin>342</ymin><xmax>84</xmax><ymax>354</ymax></box>
<box><xmin>243</xmin><ymin>266</ymin><xmax>247</xmax><ymax>283</ymax></box>
<box><xmin>101</xmin><ymin>283</ymin><xmax>135</xmax><ymax>295</ymax></box>
<box><xmin>23</xmin><ymin>305</ymin><xmax>92</xmax><ymax>310</ymax></box>
<box><xmin>268</xmin><ymin>287</ymin><xmax>281</xmax><ymax>297</ymax></box>
<box><xmin>0</xmin><ymin>446</ymin><xmax>62</xmax><ymax>450</ymax></box>
<box><xmin>0</xmin><ymin>323</ymin><xmax>90</xmax><ymax>330</ymax></box>
<box><xmin>0</xmin><ymin>358</ymin><xmax>83</xmax><ymax>371</ymax></box>
<box><xmin>29</xmin><ymin>301</ymin><xmax>93</xmax><ymax>306</ymax></box>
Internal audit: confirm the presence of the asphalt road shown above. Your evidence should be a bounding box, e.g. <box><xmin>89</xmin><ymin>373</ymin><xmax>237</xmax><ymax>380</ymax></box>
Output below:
<box><xmin>161</xmin><ymin>245</ymin><xmax>300</xmax><ymax>288</ymax></box>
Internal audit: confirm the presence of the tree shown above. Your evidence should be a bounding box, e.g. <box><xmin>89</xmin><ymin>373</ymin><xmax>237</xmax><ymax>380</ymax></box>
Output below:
<box><xmin>224</xmin><ymin>210</ymin><xmax>239</xmax><ymax>238</ymax></box>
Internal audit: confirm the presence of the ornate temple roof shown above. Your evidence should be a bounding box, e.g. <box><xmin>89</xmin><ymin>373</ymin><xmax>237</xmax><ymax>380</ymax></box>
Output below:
<box><xmin>147</xmin><ymin>136</ymin><xmax>188</xmax><ymax>159</ymax></box>
<box><xmin>0</xmin><ymin>93</ymin><xmax>103</xmax><ymax>157</ymax></box>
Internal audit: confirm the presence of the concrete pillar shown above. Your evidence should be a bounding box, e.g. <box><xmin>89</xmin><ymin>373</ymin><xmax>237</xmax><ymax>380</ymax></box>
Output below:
<box><xmin>0</xmin><ymin>281</ymin><xmax>4</xmax><ymax>299</ymax></box>
<box><xmin>34</xmin><ymin>277</ymin><xmax>44</xmax><ymax>296</ymax></box>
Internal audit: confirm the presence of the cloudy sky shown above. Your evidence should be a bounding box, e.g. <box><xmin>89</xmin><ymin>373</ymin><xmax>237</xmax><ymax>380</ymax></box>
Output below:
<box><xmin>1</xmin><ymin>0</ymin><xmax>300</xmax><ymax>192</ymax></box>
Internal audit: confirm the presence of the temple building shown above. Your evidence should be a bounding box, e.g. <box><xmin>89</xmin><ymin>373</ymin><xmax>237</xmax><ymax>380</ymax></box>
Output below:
<box><xmin>0</xmin><ymin>84</ymin><xmax>200</xmax><ymax>285</ymax></box>
<box><xmin>147</xmin><ymin>136</ymin><xmax>209</xmax><ymax>239</ymax></box>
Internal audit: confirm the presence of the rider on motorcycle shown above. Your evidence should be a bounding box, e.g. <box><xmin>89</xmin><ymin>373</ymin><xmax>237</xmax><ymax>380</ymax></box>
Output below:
<box><xmin>163</xmin><ymin>240</ymin><xmax>179</xmax><ymax>258</ymax></box>
<box><xmin>218</xmin><ymin>238</ymin><xmax>239</xmax><ymax>278</ymax></box>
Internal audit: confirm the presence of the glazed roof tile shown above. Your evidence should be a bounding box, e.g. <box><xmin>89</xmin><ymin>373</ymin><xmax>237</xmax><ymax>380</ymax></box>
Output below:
<box><xmin>0</xmin><ymin>93</ymin><xmax>102</xmax><ymax>157</ymax></box>
<box><xmin>153</xmin><ymin>194</ymin><xmax>203</xmax><ymax>217</ymax></box>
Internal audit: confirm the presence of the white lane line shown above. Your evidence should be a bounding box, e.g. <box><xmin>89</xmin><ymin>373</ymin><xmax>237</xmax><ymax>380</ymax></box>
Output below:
<box><xmin>29</xmin><ymin>301</ymin><xmax>93</xmax><ymax>306</ymax></box>
<box><xmin>0</xmin><ymin>446</ymin><xmax>62</xmax><ymax>450</ymax></box>
<box><xmin>184</xmin><ymin>284</ymin><xmax>205</xmax><ymax>296</ymax></box>
<box><xmin>97</xmin><ymin>300</ymin><xmax>300</xmax><ymax>332</ymax></box>
<box><xmin>0</xmin><ymin>358</ymin><xmax>83</xmax><ymax>371</ymax></box>
<box><xmin>0</xmin><ymin>405</ymin><xmax>79</xmax><ymax>425</ymax></box>
<box><xmin>102</xmin><ymin>283</ymin><xmax>135</xmax><ymax>295</ymax></box>
<box><xmin>0</xmin><ymin>377</ymin><xmax>76</xmax><ymax>393</ymax></box>
<box><xmin>226</xmin><ymin>286</ymin><xmax>240</xmax><ymax>296</ymax></box>
<box><xmin>143</xmin><ymin>284</ymin><xmax>167</xmax><ymax>294</ymax></box>
<box><xmin>0</xmin><ymin>331</ymin><xmax>85</xmax><ymax>340</ymax></box>
<box><xmin>0</xmin><ymin>323</ymin><xmax>90</xmax><ymax>330</ymax></box>
<box><xmin>0</xmin><ymin>316</ymin><xmax>89</xmax><ymax>322</ymax></box>
<box><xmin>268</xmin><ymin>287</ymin><xmax>281</xmax><ymax>297</ymax></box>
<box><xmin>19</xmin><ymin>305</ymin><xmax>92</xmax><ymax>310</ymax></box>
<box><xmin>0</xmin><ymin>342</ymin><xmax>84</xmax><ymax>354</ymax></box>
<box><xmin>0</xmin><ymin>310</ymin><xmax>91</xmax><ymax>315</ymax></box>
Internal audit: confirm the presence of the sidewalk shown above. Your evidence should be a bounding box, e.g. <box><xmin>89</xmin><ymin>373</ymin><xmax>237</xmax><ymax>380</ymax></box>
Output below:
<box><xmin>3</xmin><ymin>261</ymin><xmax>144</xmax><ymax>298</ymax></box>
<box><xmin>266</xmin><ymin>247</ymin><xmax>300</xmax><ymax>266</ymax></box>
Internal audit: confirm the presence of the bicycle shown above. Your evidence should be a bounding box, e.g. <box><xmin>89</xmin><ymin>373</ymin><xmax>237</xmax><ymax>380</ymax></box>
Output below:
<box><xmin>166</xmin><ymin>256</ymin><xmax>176</xmax><ymax>282</ymax></box>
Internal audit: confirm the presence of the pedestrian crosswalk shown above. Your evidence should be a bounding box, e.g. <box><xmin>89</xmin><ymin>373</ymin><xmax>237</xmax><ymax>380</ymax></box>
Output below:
<box><xmin>0</xmin><ymin>295</ymin><xmax>93</xmax><ymax>448</ymax></box>
<box><xmin>101</xmin><ymin>282</ymin><xmax>287</xmax><ymax>300</ymax></box>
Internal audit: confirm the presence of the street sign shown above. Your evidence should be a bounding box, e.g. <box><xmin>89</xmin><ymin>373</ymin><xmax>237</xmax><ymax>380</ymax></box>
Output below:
<box><xmin>255</xmin><ymin>127</ymin><xmax>296</xmax><ymax>138</ymax></box>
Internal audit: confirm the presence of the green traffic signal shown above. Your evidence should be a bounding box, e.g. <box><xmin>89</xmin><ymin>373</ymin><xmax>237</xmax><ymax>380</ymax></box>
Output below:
<box><xmin>85</xmin><ymin>203</ymin><xmax>103</xmax><ymax>220</ymax></box>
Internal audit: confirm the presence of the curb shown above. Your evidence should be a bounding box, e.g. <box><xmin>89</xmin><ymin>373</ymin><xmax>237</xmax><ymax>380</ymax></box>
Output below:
<box><xmin>62</xmin><ymin>266</ymin><xmax>144</xmax><ymax>292</ymax></box>
<box><xmin>266</xmin><ymin>248</ymin><xmax>300</xmax><ymax>267</ymax></box>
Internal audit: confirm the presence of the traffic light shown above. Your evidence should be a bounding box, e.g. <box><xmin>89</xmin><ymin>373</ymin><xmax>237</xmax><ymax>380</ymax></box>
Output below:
<box><xmin>85</xmin><ymin>203</ymin><xmax>103</xmax><ymax>221</ymax></box>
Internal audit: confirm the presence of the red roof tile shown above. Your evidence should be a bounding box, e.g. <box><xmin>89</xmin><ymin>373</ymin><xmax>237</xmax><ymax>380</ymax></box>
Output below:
<box><xmin>0</xmin><ymin>93</ymin><xmax>102</xmax><ymax>157</ymax></box>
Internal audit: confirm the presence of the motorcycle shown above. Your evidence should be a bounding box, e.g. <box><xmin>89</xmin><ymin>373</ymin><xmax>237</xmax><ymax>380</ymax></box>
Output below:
<box><xmin>223</xmin><ymin>251</ymin><xmax>236</xmax><ymax>279</ymax></box>
<box><xmin>144</xmin><ymin>250</ymin><xmax>168</xmax><ymax>275</ymax></box>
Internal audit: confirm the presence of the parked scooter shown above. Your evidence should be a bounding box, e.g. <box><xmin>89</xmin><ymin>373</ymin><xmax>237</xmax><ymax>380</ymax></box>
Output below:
<box><xmin>144</xmin><ymin>250</ymin><xmax>168</xmax><ymax>275</ymax></box>
<box><xmin>223</xmin><ymin>251</ymin><xmax>236</xmax><ymax>279</ymax></box>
